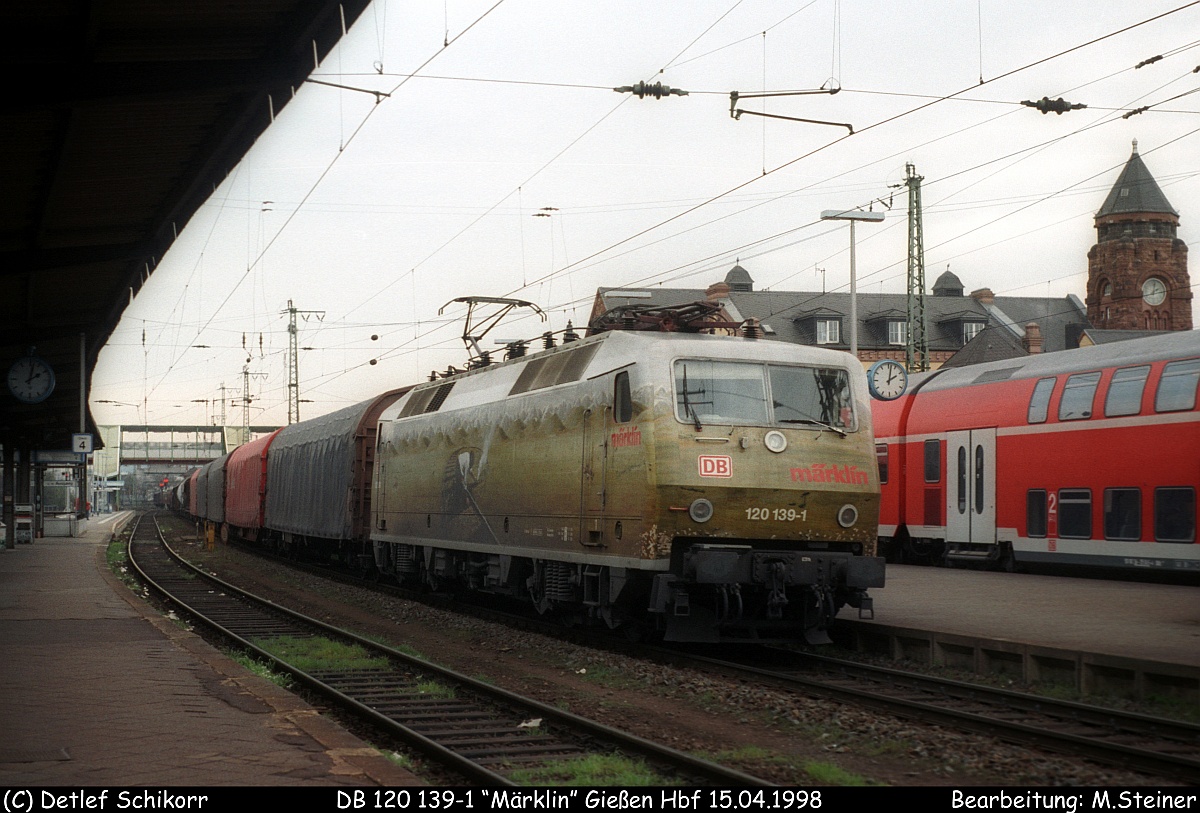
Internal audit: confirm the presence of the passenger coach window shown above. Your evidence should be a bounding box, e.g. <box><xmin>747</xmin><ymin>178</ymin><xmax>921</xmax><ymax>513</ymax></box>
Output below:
<box><xmin>1104</xmin><ymin>366</ymin><xmax>1150</xmax><ymax>417</ymax></box>
<box><xmin>1155</xmin><ymin>487</ymin><xmax>1196</xmax><ymax>543</ymax></box>
<box><xmin>1058</xmin><ymin>489</ymin><xmax>1092</xmax><ymax>539</ymax></box>
<box><xmin>876</xmin><ymin>443</ymin><xmax>888</xmax><ymax>484</ymax></box>
<box><xmin>1155</xmin><ymin>359</ymin><xmax>1200</xmax><ymax>413</ymax></box>
<box><xmin>956</xmin><ymin>445</ymin><xmax>967</xmax><ymax>514</ymax></box>
<box><xmin>1028</xmin><ymin>377</ymin><xmax>1055</xmax><ymax>423</ymax></box>
<box><xmin>1059</xmin><ymin>372</ymin><xmax>1101</xmax><ymax>421</ymax></box>
<box><xmin>1027</xmin><ymin>490</ymin><xmax>1047</xmax><ymax>537</ymax></box>
<box><xmin>1103</xmin><ymin>488</ymin><xmax>1141</xmax><ymax>541</ymax></box>
<box><xmin>924</xmin><ymin>440</ymin><xmax>940</xmax><ymax>483</ymax></box>
<box><xmin>614</xmin><ymin>371</ymin><xmax>632</xmax><ymax>423</ymax></box>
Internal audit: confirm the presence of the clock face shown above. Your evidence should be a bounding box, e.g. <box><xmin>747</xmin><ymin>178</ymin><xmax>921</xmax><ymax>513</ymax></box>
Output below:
<box><xmin>1142</xmin><ymin>278</ymin><xmax>1167</xmax><ymax>306</ymax></box>
<box><xmin>868</xmin><ymin>360</ymin><xmax>908</xmax><ymax>401</ymax></box>
<box><xmin>8</xmin><ymin>355</ymin><xmax>56</xmax><ymax>404</ymax></box>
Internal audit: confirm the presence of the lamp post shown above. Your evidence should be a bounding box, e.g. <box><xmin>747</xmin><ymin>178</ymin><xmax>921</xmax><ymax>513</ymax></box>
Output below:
<box><xmin>820</xmin><ymin>209</ymin><xmax>885</xmax><ymax>359</ymax></box>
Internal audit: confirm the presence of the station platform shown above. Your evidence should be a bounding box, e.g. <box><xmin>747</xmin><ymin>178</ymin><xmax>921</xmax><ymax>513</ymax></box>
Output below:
<box><xmin>838</xmin><ymin>564</ymin><xmax>1200</xmax><ymax>702</ymax></box>
<box><xmin>0</xmin><ymin>512</ymin><xmax>420</xmax><ymax>786</ymax></box>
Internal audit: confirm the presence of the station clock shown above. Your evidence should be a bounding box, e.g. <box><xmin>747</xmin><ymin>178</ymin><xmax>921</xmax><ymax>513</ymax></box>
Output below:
<box><xmin>867</xmin><ymin>359</ymin><xmax>908</xmax><ymax>401</ymax></box>
<box><xmin>7</xmin><ymin>351</ymin><xmax>56</xmax><ymax>404</ymax></box>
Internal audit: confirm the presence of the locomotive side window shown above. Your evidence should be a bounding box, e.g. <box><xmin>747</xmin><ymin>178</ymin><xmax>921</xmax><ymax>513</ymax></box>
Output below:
<box><xmin>614</xmin><ymin>371</ymin><xmax>632</xmax><ymax>423</ymax></box>
<box><xmin>1104</xmin><ymin>366</ymin><xmax>1150</xmax><ymax>417</ymax></box>
<box><xmin>1058</xmin><ymin>489</ymin><xmax>1092</xmax><ymax>538</ymax></box>
<box><xmin>1058</xmin><ymin>372</ymin><xmax>1101</xmax><ymax>421</ymax></box>
<box><xmin>875</xmin><ymin>443</ymin><xmax>888</xmax><ymax>484</ymax></box>
<box><xmin>1027</xmin><ymin>490</ymin><xmax>1047</xmax><ymax>537</ymax></box>
<box><xmin>1027</xmin><ymin>377</ymin><xmax>1055</xmax><ymax>423</ymax></box>
<box><xmin>924</xmin><ymin>439</ymin><xmax>940</xmax><ymax>483</ymax></box>
<box><xmin>1155</xmin><ymin>487</ymin><xmax>1196</xmax><ymax>543</ymax></box>
<box><xmin>1103</xmin><ymin>488</ymin><xmax>1141</xmax><ymax>541</ymax></box>
<box><xmin>673</xmin><ymin>360</ymin><xmax>854</xmax><ymax>430</ymax></box>
<box><xmin>1154</xmin><ymin>358</ymin><xmax>1200</xmax><ymax>413</ymax></box>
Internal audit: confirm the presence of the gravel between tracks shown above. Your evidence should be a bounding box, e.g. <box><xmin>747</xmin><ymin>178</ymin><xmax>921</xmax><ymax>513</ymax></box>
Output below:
<box><xmin>159</xmin><ymin>523</ymin><xmax>1169</xmax><ymax>787</ymax></box>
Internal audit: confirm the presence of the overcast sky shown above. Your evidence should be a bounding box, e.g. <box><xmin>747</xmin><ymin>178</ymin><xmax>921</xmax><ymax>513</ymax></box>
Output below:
<box><xmin>89</xmin><ymin>0</ymin><xmax>1200</xmax><ymax>428</ymax></box>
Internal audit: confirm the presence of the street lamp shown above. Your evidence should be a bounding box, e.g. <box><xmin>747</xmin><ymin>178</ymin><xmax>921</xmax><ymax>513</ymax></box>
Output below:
<box><xmin>820</xmin><ymin>209</ymin><xmax>885</xmax><ymax>359</ymax></box>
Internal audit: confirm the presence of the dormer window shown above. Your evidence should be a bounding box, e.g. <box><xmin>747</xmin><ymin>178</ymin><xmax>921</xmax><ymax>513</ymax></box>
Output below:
<box><xmin>887</xmin><ymin>320</ymin><xmax>907</xmax><ymax>346</ymax></box>
<box><xmin>816</xmin><ymin>318</ymin><xmax>840</xmax><ymax>345</ymax></box>
<box><xmin>962</xmin><ymin>321</ymin><xmax>985</xmax><ymax>345</ymax></box>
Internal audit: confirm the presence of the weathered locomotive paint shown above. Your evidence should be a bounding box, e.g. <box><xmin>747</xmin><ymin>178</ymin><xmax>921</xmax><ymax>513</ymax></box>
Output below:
<box><xmin>371</xmin><ymin>330</ymin><xmax>884</xmax><ymax>643</ymax></box>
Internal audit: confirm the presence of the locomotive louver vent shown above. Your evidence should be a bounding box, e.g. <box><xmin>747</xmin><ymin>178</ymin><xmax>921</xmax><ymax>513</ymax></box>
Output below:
<box><xmin>509</xmin><ymin>343</ymin><xmax>600</xmax><ymax>396</ymax></box>
<box><xmin>398</xmin><ymin>381</ymin><xmax>456</xmax><ymax>417</ymax></box>
<box><xmin>425</xmin><ymin>382</ymin><xmax>454</xmax><ymax>413</ymax></box>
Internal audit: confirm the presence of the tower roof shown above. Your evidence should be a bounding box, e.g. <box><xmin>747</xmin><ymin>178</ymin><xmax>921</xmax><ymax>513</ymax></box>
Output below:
<box><xmin>1096</xmin><ymin>140</ymin><xmax>1177</xmax><ymax>218</ymax></box>
<box><xmin>932</xmin><ymin>269</ymin><xmax>964</xmax><ymax>296</ymax></box>
<box><xmin>724</xmin><ymin>263</ymin><xmax>754</xmax><ymax>291</ymax></box>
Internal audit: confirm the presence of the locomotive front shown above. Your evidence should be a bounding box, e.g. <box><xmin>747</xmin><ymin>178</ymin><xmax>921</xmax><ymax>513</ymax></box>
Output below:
<box><xmin>637</xmin><ymin>334</ymin><xmax>883</xmax><ymax>643</ymax></box>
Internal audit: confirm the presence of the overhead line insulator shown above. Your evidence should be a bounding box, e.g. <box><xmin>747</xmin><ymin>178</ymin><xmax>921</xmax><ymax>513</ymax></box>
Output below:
<box><xmin>613</xmin><ymin>81</ymin><xmax>688</xmax><ymax>99</ymax></box>
<box><xmin>1020</xmin><ymin>96</ymin><xmax>1087</xmax><ymax>114</ymax></box>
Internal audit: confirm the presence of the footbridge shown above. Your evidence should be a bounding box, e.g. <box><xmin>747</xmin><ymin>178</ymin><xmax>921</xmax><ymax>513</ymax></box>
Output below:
<box><xmin>94</xmin><ymin>425</ymin><xmax>282</xmax><ymax>471</ymax></box>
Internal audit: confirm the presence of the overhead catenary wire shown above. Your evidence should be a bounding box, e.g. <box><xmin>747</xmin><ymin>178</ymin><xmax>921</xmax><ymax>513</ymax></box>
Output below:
<box><xmin>104</xmin><ymin>3</ymin><xmax>1200</xmax><ymax>424</ymax></box>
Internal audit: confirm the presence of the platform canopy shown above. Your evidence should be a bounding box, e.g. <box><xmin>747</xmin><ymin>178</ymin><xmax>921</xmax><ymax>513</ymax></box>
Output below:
<box><xmin>0</xmin><ymin>0</ymin><xmax>372</xmax><ymax>451</ymax></box>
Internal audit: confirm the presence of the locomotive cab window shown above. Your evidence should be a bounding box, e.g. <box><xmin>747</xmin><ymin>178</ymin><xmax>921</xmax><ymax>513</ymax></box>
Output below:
<box><xmin>673</xmin><ymin>360</ymin><xmax>854</xmax><ymax>430</ymax></box>
<box><xmin>875</xmin><ymin>443</ymin><xmax>888</xmax><ymax>484</ymax></box>
<box><xmin>1027</xmin><ymin>377</ymin><xmax>1055</xmax><ymax>424</ymax></box>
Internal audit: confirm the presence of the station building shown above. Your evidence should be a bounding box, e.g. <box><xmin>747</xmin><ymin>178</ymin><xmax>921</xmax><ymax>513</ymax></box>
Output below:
<box><xmin>590</xmin><ymin>142</ymin><xmax>1192</xmax><ymax>369</ymax></box>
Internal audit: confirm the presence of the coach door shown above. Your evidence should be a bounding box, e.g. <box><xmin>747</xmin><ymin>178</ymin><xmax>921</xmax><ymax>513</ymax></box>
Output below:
<box><xmin>945</xmin><ymin>429</ymin><xmax>996</xmax><ymax>546</ymax></box>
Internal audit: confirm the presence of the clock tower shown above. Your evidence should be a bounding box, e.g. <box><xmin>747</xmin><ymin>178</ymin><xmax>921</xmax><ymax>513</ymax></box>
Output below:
<box><xmin>1086</xmin><ymin>141</ymin><xmax>1191</xmax><ymax>331</ymax></box>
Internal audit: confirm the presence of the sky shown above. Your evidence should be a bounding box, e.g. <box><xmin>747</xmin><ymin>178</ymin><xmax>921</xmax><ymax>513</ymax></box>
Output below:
<box><xmin>89</xmin><ymin>0</ymin><xmax>1200</xmax><ymax>428</ymax></box>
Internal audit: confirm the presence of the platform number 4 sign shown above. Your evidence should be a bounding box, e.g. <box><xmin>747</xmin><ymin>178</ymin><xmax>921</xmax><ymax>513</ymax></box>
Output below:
<box><xmin>72</xmin><ymin>433</ymin><xmax>93</xmax><ymax>455</ymax></box>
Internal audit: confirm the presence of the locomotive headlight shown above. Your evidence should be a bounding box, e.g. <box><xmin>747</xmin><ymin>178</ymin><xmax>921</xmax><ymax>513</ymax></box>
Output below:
<box><xmin>837</xmin><ymin>503</ymin><xmax>859</xmax><ymax>528</ymax></box>
<box><xmin>763</xmin><ymin>430</ymin><xmax>788</xmax><ymax>454</ymax></box>
<box><xmin>689</xmin><ymin>498</ymin><xmax>714</xmax><ymax>523</ymax></box>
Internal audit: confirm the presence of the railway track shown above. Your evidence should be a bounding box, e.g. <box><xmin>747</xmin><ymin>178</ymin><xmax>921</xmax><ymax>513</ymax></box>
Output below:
<box><xmin>126</xmin><ymin>513</ymin><xmax>768</xmax><ymax>786</ymax></box>
<box><xmin>653</xmin><ymin>647</ymin><xmax>1200</xmax><ymax>784</ymax></box>
<box><xmin>156</xmin><ymin>514</ymin><xmax>1200</xmax><ymax>783</ymax></box>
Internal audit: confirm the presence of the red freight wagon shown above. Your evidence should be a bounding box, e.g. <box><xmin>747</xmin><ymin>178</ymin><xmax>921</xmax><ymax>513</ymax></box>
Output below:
<box><xmin>874</xmin><ymin>331</ymin><xmax>1199</xmax><ymax>578</ymax></box>
<box><xmin>224</xmin><ymin>429</ymin><xmax>282</xmax><ymax>541</ymax></box>
<box><xmin>260</xmin><ymin>388</ymin><xmax>410</xmax><ymax>565</ymax></box>
<box><xmin>187</xmin><ymin>467</ymin><xmax>201</xmax><ymax>517</ymax></box>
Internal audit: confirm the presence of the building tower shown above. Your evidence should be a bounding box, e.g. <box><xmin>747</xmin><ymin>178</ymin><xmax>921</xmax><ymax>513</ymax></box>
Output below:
<box><xmin>1087</xmin><ymin>140</ymin><xmax>1191</xmax><ymax>331</ymax></box>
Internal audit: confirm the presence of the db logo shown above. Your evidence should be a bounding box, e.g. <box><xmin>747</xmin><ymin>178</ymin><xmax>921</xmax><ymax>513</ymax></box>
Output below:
<box><xmin>698</xmin><ymin>455</ymin><xmax>733</xmax><ymax>478</ymax></box>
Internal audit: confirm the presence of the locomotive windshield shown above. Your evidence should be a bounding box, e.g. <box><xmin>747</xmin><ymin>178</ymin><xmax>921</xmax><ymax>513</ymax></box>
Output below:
<box><xmin>674</xmin><ymin>360</ymin><xmax>855</xmax><ymax>431</ymax></box>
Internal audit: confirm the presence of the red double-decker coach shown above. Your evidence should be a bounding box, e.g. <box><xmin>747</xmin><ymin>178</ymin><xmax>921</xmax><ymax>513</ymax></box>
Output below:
<box><xmin>874</xmin><ymin>331</ymin><xmax>1199</xmax><ymax>579</ymax></box>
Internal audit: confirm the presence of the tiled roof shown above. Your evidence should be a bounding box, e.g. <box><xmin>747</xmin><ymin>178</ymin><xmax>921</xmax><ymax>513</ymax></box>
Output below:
<box><xmin>1097</xmin><ymin>143</ymin><xmax>1177</xmax><ymax>217</ymax></box>
<box><xmin>594</xmin><ymin>276</ymin><xmax>1092</xmax><ymax>356</ymax></box>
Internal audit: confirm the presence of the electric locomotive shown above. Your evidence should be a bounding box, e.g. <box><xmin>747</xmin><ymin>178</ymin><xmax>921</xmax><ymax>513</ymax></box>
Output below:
<box><xmin>370</xmin><ymin>327</ymin><xmax>884</xmax><ymax>643</ymax></box>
